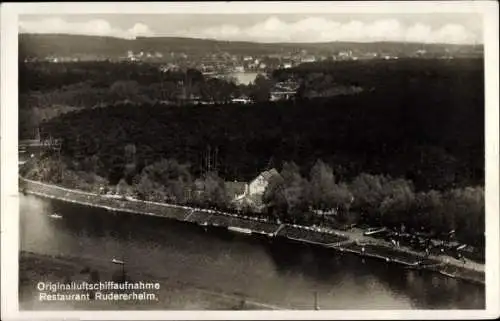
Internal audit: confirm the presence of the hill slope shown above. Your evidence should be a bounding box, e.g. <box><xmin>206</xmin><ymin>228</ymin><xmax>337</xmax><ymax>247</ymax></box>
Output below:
<box><xmin>19</xmin><ymin>34</ymin><xmax>483</xmax><ymax>59</ymax></box>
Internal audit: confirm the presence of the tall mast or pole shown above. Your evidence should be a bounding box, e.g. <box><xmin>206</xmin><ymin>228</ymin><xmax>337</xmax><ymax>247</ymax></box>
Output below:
<box><xmin>185</xmin><ymin>70</ymin><xmax>188</xmax><ymax>104</ymax></box>
<box><xmin>159</xmin><ymin>68</ymin><xmax>165</xmax><ymax>102</ymax></box>
<box><xmin>314</xmin><ymin>291</ymin><xmax>320</xmax><ymax>310</ymax></box>
<box><xmin>199</xmin><ymin>153</ymin><xmax>203</xmax><ymax>177</ymax></box>
<box><xmin>207</xmin><ymin>145</ymin><xmax>212</xmax><ymax>173</ymax></box>
<box><xmin>214</xmin><ymin>146</ymin><xmax>218</xmax><ymax>173</ymax></box>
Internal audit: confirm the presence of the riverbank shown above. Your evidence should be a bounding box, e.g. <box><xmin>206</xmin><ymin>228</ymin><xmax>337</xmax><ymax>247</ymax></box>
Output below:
<box><xmin>19</xmin><ymin>251</ymin><xmax>282</xmax><ymax>310</ymax></box>
<box><xmin>19</xmin><ymin>177</ymin><xmax>484</xmax><ymax>285</ymax></box>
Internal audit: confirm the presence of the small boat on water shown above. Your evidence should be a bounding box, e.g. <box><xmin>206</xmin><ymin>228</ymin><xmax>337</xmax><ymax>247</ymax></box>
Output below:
<box><xmin>363</xmin><ymin>227</ymin><xmax>387</xmax><ymax>236</ymax></box>
<box><xmin>440</xmin><ymin>271</ymin><xmax>456</xmax><ymax>278</ymax></box>
<box><xmin>228</xmin><ymin>226</ymin><xmax>252</xmax><ymax>234</ymax></box>
<box><xmin>254</xmin><ymin>230</ymin><xmax>274</xmax><ymax>237</ymax></box>
<box><xmin>409</xmin><ymin>260</ymin><xmax>422</xmax><ymax>266</ymax></box>
<box><xmin>48</xmin><ymin>213</ymin><xmax>63</xmax><ymax>219</ymax></box>
<box><xmin>103</xmin><ymin>194</ymin><xmax>122</xmax><ymax>199</ymax></box>
<box><xmin>111</xmin><ymin>258</ymin><xmax>125</xmax><ymax>265</ymax></box>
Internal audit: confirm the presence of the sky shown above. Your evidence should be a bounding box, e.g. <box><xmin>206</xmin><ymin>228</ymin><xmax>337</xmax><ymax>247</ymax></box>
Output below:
<box><xmin>18</xmin><ymin>13</ymin><xmax>483</xmax><ymax>44</ymax></box>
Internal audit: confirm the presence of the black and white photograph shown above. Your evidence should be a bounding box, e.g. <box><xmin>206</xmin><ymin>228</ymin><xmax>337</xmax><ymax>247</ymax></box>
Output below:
<box><xmin>1</xmin><ymin>1</ymin><xmax>499</xmax><ymax>320</ymax></box>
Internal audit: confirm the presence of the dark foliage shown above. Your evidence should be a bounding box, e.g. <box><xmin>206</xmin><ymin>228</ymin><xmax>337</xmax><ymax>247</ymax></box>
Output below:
<box><xmin>40</xmin><ymin>58</ymin><xmax>484</xmax><ymax>191</ymax></box>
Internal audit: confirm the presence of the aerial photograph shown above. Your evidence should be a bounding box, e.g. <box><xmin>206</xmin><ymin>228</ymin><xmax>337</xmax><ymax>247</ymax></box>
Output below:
<box><xmin>16</xmin><ymin>8</ymin><xmax>486</xmax><ymax>311</ymax></box>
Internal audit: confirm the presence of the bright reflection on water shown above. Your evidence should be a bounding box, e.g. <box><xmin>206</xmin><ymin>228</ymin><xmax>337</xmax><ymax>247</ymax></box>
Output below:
<box><xmin>229</xmin><ymin>72</ymin><xmax>260</xmax><ymax>85</ymax></box>
<box><xmin>19</xmin><ymin>195</ymin><xmax>484</xmax><ymax>310</ymax></box>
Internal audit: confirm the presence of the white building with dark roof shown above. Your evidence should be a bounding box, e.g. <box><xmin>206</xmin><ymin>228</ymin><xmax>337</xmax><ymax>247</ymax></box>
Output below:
<box><xmin>231</xmin><ymin>168</ymin><xmax>281</xmax><ymax>212</ymax></box>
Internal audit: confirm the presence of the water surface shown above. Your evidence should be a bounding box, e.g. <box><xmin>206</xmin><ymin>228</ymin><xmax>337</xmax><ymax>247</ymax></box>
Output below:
<box><xmin>19</xmin><ymin>194</ymin><xmax>485</xmax><ymax>309</ymax></box>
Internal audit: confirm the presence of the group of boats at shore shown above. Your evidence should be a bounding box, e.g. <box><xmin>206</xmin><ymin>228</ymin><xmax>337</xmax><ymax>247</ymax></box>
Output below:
<box><xmin>97</xmin><ymin>191</ymin><xmax>477</xmax><ymax>266</ymax></box>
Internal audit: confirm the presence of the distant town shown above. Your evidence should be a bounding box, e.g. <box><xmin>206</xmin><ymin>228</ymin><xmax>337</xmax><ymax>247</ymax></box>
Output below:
<box><xmin>21</xmin><ymin>34</ymin><xmax>483</xmax><ymax>67</ymax></box>
<box><xmin>19</xmin><ymin>34</ymin><xmax>483</xmax><ymax>107</ymax></box>
<box><xmin>25</xmin><ymin>46</ymin><xmax>476</xmax><ymax>68</ymax></box>
<box><xmin>28</xmin><ymin>47</ymin><xmax>406</xmax><ymax>67</ymax></box>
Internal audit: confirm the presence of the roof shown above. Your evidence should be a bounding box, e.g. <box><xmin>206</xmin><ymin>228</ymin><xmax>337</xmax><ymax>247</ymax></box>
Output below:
<box><xmin>260</xmin><ymin>168</ymin><xmax>280</xmax><ymax>181</ymax></box>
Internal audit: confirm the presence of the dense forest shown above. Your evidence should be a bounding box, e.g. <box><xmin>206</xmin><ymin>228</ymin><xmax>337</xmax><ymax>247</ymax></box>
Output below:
<box><xmin>21</xmin><ymin>57</ymin><xmax>485</xmax><ymax>246</ymax></box>
<box><xmin>39</xmin><ymin>92</ymin><xmax>484</xmax><ymax>190</ymax></box>
<box><xmin>23</xmin><ymin>154</ymin><xmax>484</xmax><ymax>248</ymax></box>
<box><xmin>37</xmin><ymin>58</ymin><xmax>484</xmax><ymax>190</ymax></box>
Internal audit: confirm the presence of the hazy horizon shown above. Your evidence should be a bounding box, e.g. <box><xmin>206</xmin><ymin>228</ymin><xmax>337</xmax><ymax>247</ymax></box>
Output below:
<box><xmin>18</xmin><ymin>32</ymin><xmax>483</xmax><ymax>47</ymax></box>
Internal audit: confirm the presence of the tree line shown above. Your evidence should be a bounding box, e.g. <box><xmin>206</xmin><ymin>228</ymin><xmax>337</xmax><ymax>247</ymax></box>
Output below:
<box><xmin>263</xmin><ymin>160</ymin><xmax>484</xmax><ymax>247</ymax></box>
<box><xmin>39</xmin><ymin>85</ymin><xmax>484</xmax><ymax>192</ymax></box>
<box><xmin>22</xmin><ymin>57</ymin><xmax>485</xmax><ymax>247</ymax></box>
<box><xmin>22</xmin><ymin>154</ymin><xmax>484</xmax><ymax>248</ymax></box>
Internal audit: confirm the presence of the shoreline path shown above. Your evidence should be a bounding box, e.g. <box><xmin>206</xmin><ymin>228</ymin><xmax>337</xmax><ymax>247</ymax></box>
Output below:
<box><xmin>19</xmin><ymin>177</ymin><xmax>484</xmax><ymax>278</ymax></box>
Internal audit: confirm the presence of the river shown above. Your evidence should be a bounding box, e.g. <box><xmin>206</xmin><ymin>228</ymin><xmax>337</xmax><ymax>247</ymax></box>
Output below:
<box><xmin>19</xmin><ymin>194</ymin><xmax>485</xmax><ymax>310</ymax></box>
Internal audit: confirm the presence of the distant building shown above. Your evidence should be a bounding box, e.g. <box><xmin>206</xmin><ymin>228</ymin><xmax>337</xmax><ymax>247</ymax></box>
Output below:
<box><xmin>301</xmin><ymin>56</ymin><xmax>316</xmax><ymax>63</ymax></box>
<box><xmin>269</xmin><ymin>80</ymin><xmax>299</xmax><ymax>101</ymax></box>
<box><xmin>358</xmin><ymin>52</ymin><xmax>377</xmax><ymax>60</ymax></box>
<box><xmin>270</xmin><ymin>91</ymin><xmax>296</xmax><ymax>101</ymax></box>
<box><xmin>337</xmin><ymin>51</ymin><xmax>351</xmax><ymax>60</ymax></box>
<box><xmin>231</xmin><ymin>96</ymin><xmax>252</xmax><ymax>104</ymax></box>
<box><xmin>249</xmin><ymin>168</ymin><xmax>280</xmax><ymax>195</ymax></box>
<box><xmin>159</xmin><ymin>64</ymin><xmax>179</xmax><ymax>72</ymax></box>
<box><xmin>194</xmin><ymin>178</ymin><xmax>205</xmax><ymax>198</ymax></box>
